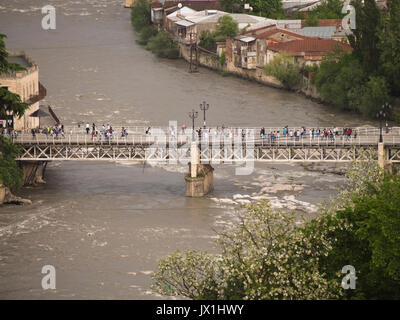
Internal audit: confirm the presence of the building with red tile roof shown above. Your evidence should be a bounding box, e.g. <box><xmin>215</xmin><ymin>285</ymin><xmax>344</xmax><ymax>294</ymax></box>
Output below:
<box><xmin>267</xmin><ymin>38</ymin><xmax>352</xmax><ymax>65</ymax></box>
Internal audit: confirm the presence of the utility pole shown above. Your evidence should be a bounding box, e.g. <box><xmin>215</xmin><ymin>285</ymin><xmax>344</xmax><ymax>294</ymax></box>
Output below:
<box><xmin>189</xmin><ymin>32</ymin><xmax>198</xmax><ymax>73</ymax></box>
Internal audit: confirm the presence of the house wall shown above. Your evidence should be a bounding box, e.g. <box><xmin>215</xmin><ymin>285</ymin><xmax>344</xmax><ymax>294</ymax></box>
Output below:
<box><xmin>195</xmin><ymin>23</ymin><xmax>218</xmax><ymax>38</ymax></box>
<box><xmin>179</xmin><ymin>42</ymin><xmax>282</xmax><ymax>88</ymax></box>
<box><xmin>124</xmin><ymin>0</ymin><xmax>134</xmax><ymax>7</ymax></box>
<box><xmin>0</xmin><ymin>52</ymin><xmax>40</xmax><ymax>130</ymax></box>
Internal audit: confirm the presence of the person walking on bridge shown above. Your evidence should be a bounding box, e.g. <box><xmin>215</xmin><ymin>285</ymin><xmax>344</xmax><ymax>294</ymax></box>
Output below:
<box><xmin>86</xmin><ymin>122</ymin><xmax>90</xmax><ymax>135</ymax></box>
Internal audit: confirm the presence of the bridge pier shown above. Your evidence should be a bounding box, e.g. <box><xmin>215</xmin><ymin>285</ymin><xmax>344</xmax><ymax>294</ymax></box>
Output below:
<box><xmin>185</xmin><ymin>142</ymin><xmax>214</xmax><ymax>197</ymax></box>
<box><xmin>20</xmin><ymin>161</ymin><xmax>47</xmax><ymax>186</ymax></box>
<box><xmin>378</xmin><ymin>142</ymin><xmax>393</xmax><ymax>174</ymax></box>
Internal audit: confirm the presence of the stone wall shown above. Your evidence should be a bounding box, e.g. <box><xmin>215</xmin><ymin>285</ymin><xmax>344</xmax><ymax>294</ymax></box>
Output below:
<box><xmin>185</xmin><ymin>163</ymin><xmax>214</xmax><ymax>197</ymax></box>
<box><xmin>0</xmin><ymin>51</ymin><xmax>40</xmax><ymax>130</ymax></box>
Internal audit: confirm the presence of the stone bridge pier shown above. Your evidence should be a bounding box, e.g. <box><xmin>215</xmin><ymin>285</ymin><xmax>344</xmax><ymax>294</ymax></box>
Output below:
<box><xmin>185</xmin><ymin>142</ymin><xmax>214</xmax><ymax>197</ymax></box>
<box><xmin>378</xmin><ymin>142</ymin><xmax>394</xmax><ymax>174</ymax></box>
<box><xmin>20</xmin><ymin>160</ymin><xmax>47</xmax><ymax>186</ymax></box>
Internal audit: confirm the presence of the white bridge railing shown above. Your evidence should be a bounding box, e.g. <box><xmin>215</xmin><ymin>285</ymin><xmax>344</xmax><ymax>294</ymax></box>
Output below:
<box><xmin>57</xmin><ymin>125</ymin><xmax>400</xmax><ymax>136</ymax></box>
<box><xmin>10</xmin><ymin>133</ymin><xmax>400</xmax><ymax>146</ymax></box>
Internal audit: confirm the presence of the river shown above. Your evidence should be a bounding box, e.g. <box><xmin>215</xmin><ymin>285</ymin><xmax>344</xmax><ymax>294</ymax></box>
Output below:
<box><xmin>0</xmin><ymin>0</ymin><xmax>366</xmax><ymax>299</ymax></box>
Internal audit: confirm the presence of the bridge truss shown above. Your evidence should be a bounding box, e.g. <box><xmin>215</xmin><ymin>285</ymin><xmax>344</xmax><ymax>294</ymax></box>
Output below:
<box><xmin>16</xmin><ymin>140</ymin><xmax>400</xmax><ymax>164</ymax></box>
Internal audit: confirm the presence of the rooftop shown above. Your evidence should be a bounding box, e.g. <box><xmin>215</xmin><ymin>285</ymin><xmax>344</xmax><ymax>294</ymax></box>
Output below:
<box><xmin>234</xmin><ymin>35</ymin><xmax>256</xmax><ymax>43</ymax></box>
<box><xmin>152</xmin><ymin>0</ymin><xmax>223</xmax><ymax>11</ymax></box>
<box><xmin>8</xmin><ymin>55</ymin><xmax>32</xmax><ymax>69</ymax></box>
<box><xmin>269</xmin><ymin>38</ymin><xmax>352</xmax><ymax>55</ymax></box>
<box><xmin>297</xmin><ymin>26</ymin><xmax>337</xmax><ymax>38</ymax></box>
<box><xmin>1</xmin><ymin>51</ymin><xmax>37</xmax><ymax>78</ymax></box>
<box><xmin>252</xmin><ymin>27</ymin><xmax>310</xmax><ymax>40</ymax></box>
<box><xmin>167</xmin><ymin>6</ymin><xmax>197</xmax><ymax>17</ymax></box>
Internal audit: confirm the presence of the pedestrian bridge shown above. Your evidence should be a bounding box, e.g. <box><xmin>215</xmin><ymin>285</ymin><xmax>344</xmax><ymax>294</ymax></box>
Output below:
<box><xmin>12</xmin><ymin>127</ymin><xmax>400</xmax><ymax>164</ymax></box>
<box><xmin>11</xmin><ymin>126</ymin><xmax>400</xmax><ymax>196</ymax></box>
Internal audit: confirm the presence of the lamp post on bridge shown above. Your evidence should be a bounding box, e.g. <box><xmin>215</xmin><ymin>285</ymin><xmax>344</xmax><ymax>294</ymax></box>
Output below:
<box><xmin>188</xmin><ymin>109</ymin><xmax>198</xmax><ymax>141</ymax></box>
<box><xmin>199</xmin><ymin>101</ymin><xmax>209</xmax><ymax>129</ymax></box>
<box><xmin>376</xmin><ymin>102</ymin><xmax>392</xmax><ymax>143</ymax></box>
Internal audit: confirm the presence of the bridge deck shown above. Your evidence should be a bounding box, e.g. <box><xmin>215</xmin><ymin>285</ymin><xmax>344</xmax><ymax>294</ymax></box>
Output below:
<box><xmin>11</xmin><ymin>133</ymin><xmax>400</xmax><ymax>163</ymax></box>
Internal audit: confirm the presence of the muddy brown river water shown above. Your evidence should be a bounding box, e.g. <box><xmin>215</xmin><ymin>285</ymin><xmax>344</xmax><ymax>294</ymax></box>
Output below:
<box><xmin>0</xmin><ymin>0</ymin><xmax>369</xmax><ymax>299</ymax></box>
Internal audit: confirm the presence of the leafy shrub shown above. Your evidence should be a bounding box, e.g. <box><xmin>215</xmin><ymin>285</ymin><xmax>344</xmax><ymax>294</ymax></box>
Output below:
<box><xmin>130</xmin><ymin>0</ymin><xmax>151</xmax><ymax>32</ymax></box>
<box><xmin>199</xmin><ymin>30</ymin><xmax>216</xmax><ymax>51</ymax></box>
<box><xmin>137</xmin><ymin>26</ymin><xmax>158</xmax><ymax>46</ymax></box>
<box><xmin>218</xmin><ymin>52</ymin><xmax>226</xmax><ymax>66</ymax></box>
<box><xmin>264</xmin><ymin>54</ymin><xmax>302</xmax><ymax>90</ymax></box>
<box><xmin>0</xmin><ymin>135</ymin><xmax>23</xmax><ymax>192</ymax></box>
<box><xmin>146</xmin><ymin>32</ymin><xmax>179</xmax><ymax>59</ymax></box>
<box><xmin>215</xmin><ymin>15</ymin><xmax>239</xmax><ymax>39</ymax></box>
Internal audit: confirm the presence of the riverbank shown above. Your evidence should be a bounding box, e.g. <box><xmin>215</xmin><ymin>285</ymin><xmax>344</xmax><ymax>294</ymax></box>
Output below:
<box><xmin>176</xmin><ymin>41</ymin><xmax>324</xmax><ymax>103</ymax></box>
<box><xmin>0</xmin><ymin>186</ymin><xmax>32</xmax><ymax>205</ymax></box>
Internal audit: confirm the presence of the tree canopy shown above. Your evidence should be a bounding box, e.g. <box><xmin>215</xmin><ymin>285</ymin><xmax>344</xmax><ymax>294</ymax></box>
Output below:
<box><xmin>0</xmin><ymin>34</ymin><xmax>29</xmax><ymax>126</ymax></box>
<box><xmin>130</xmin><ymin>0</ymin><xmax>151</xmax><ymax>32</ymax></box>
<box><xmin>221</xmin><ymin>0</ymin><xmax>284</xmax><ymax>19</ymax></box>
<box><xmin>152</xmin><ymin>153</ymin><xmax>400</xmax><ymax>300</ymax></box>
<box><xmin>313</xmin><ymin>0</ymin><xmax>399</xmax><ymax>119</ymax></box>
<box><xmin>215</xmin><ymin>15</ymin><xmax>239</xmax><ymax>41</ymax></box>
<box><xmin>0</xmin><ymin>135</ymin><xmax>23</xmax><ymax>191</ymax></box>
<box><xmin>264</xmin><ymin>53</ymin><xmax>302</xmax><ymax>90</ymax></box>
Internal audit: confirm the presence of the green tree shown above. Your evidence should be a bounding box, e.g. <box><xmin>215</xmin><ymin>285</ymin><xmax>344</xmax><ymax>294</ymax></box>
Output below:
<box><xmin>137</xmin><ymin>26</ymin><xmax>158</xmax><ymax>46</ymax></box>
<box><xmin>0</xmin><ymin>135</ymin><xmax>23</xmax><ymax>191</ymax></box>
<box><xmin>291</xmin><ymin>0</ymin><xmax>345</xmax><ymax>20</ymax></box>
<box><xmin>130</xmin><ymin>0</ymin><xmax>151</xmax><ymax>32</ymax></box>
<box><xmin>152</xmin><ymin>200</ymin><xmax>342</xmax><ymax>299</ymax></box>
<box><xmin>253</xmin><ymin>0</ymin><xmax>285</xmax><ymax>19</ymax></box>
<box><xmin>306</xmin><ymin>174</ymin><xmax>400</xmax><ymax>299</ymax></box>
<box><xmin>146</xmin><ymin>31</ymin><xmax>179</xmax><ymax>59</ymax></box>
<box><xmin>0</xmin><ymin>34</ymin><xmax>24</xmax><ymax>74</ymax></box>
<box><xmin>357</xmin><ymin>76</ymin><xmax>390</xmax><ymax>117</ymax></box>
<box><xmin>313</xmin><ymin>51</ymin><xmax>365</xmax><ymax>112</ymax></box>
<box><xmin>312</xmin><ymin>0</ymin><xmax>344</xmax><ymax>19</ymax></box>
<box><xmin>221</xmin><ymin>0</ymin><xmax>242</xmax><ymax>13</ymax></box>
<box><xmin>0</xmin><ymin>33</ymin><xmax>27</xmax><ymax>192</ymax></box>
<box><xmin>0</xmin><ymin>34</ymin><xmax>29</xmax><ymax>128</ymax></box>
<box><xmin>264</xmin><ymin>54</ymin><xmax>302</xmax><ymax>90</ymax></box>
<box><xmin>0</xmin><ymin>88</ymin><xmax>29</xmax><ymax>125</ymax></box>
<box><xmin>198</xmin><ymin>30</ymin><xmax>217</xmax><ymax>51</ymax></box>
<box><xmin>214</xmin><ymin>15</ymin><xmax>239</xmax><ymax>41</ymax></box>
<box><xmin>378</xmin><ymin>0</ymin><xmax>400</xmax><ymax>97</ymax></box>
<box><xmin>305</xmin><ymin>14</ymin><xmax>319</xmax><ymax>27</ymax></box>
<box><xmin>348</xmin><ymin>0</ymin><xmax>382</xmax><ymax>75</ymax></box>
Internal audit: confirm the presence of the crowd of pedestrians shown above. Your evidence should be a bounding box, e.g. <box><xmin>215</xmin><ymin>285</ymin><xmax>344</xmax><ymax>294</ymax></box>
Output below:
<box><xmin>39</xmin><ymin>124</ymin><xmax>65</xmax><ymax>139</ymax></box>
<box><xmin>259</xmin><ymin>126</ymin><xmax>357</xmax><ymax>142</ymax></box>
<box><xmin>3</xmin><ymin>122</ymin><xmax>368</xmax><ymax>144</ymax></box>
<box><xmin>174</xmin><ymin>125</ymin><xmax>359</xmax><ymax>143</ymax></box>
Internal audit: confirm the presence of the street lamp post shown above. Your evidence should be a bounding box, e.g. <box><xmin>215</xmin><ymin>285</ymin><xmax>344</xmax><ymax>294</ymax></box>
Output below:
<box><xmin>188</xmin><ymin>109</ymin><xmax>198</xmax><ymax>141</ymax></box>
<box><xmin>199</xmin><ymin>101</ymin><xmax>209</xmax><ymax>129</ymax></box>
<box><xmin>376</xmin><ymin>102</ymin><xmax>392</xmax><ymax>143</ymax></box>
